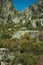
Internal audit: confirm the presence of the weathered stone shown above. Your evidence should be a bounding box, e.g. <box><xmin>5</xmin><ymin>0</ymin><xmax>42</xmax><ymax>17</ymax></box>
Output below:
<box><xmin>0</xmin><ymin>0</ymin><xmax>43</xmax><ymax>30</ymax></box>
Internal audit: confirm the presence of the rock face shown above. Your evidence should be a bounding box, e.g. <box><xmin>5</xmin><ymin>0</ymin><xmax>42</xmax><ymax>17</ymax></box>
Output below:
<box><xmin>23</xmin><ymin>0</ymin><xmax>43</xmax><ymax>28</ymax></box>
<box><xmin>0</xmin><ymin>0</ymin><xmax>21</xmax><ymax>24</ymax></box>
<box><xmin>0</xmin><ymin>0</ymin><xmax>43</xmax><ymax>30</ymax></box>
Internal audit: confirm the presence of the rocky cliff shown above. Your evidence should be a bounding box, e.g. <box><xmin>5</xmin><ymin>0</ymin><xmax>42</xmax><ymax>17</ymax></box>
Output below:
<box><xmin>22</xmin><ymin>0</ymin><xmax>43</xmax><ymax>29</ymax></box>
<box><xmin>0</xmin><ymin>0</ymin><xmax>43</xmax><ymax>31</ymax></box>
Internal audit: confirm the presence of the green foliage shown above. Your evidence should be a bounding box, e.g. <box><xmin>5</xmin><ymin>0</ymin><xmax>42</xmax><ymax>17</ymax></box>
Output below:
<box><xmin>31</xmin><ymin>41</ymin><xmax>43</xmax><ymax>55</ymax></box>
<box><xmin>20</xmin><ymin>53</ymin><xmax>40</xmax><ymax>65</ymax></box>
<box><xmin>20</xmin><ymin>39</ymin><xmax>32</xmax><ymax>53</ymax></box>
<box><xmin>0</xmin><ymin>43</ymin><xmax>3</xmax><ymax>48</ymax></box>
<box><xmin>21</xmin><ymin>38</ymin><xmax>43</xmax><ymax>55</ymax></box>
<box><xmin>1</xmin><ymin>34</ymin><xmax>11</xmax><ymax>39</ymax></box>
<box><xmin>12</xmin><ymin>53</ymin><xmax>40</xmax><ymax>65</ymax></box>
<box><xmin>0</xmin><ymin>28</ymin><xmax>43</xmax><ymax>65</ymax></box>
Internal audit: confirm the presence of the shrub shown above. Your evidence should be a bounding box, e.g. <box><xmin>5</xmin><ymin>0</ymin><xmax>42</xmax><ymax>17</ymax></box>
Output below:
<box><xmin>31</xmin><ymin>41</ymin><xmax>43</xmax><ymax>55</ymax></box>
<box><xmin>12</xmin><ymin>53</ymin><xmax>40</xmax><ymax>65</ymax></box>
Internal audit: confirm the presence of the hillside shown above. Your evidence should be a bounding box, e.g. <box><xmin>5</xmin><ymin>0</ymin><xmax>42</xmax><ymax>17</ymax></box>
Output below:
<box><xmin>0</xmin><ymin>0</ymin><xmax>43</xmax><ymax>31</ymax></box>
<box><xmin>0</xmin><ymin>0</ymin><xmax>43</xmax><ymax>65</ymax></box>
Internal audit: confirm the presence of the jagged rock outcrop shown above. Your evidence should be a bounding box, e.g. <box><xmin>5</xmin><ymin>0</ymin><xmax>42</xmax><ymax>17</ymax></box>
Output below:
<box><xmin>23</xmin><ymin>0</ymin><xmax>43</xmax><ymax>29</ymax></box>
<box><xmin>0</xmin><ymin>0</ymin><xmax>43</xmax><ymax>30</ymax></box>
<box><xmin>0</xmin><ymin>0</ymin><xmax>22</xmax><ymax>24</ymax></box>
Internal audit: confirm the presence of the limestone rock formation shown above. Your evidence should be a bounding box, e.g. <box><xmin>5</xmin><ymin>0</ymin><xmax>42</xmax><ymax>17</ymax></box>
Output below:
<box><xmin>0</xmin><ymin>0</ymin><xmax>43</xmax><ymax>30</ymax></box>
<box><xmin>23</xmin><ymin>0</ymin><xmax>43</xmax><ymax>29</ymax></box>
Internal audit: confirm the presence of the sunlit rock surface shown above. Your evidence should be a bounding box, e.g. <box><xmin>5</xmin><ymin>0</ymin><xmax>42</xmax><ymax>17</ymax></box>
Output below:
<box><xmin>0</xmin><ymin>0</ymin><xmax>43</xmax><ymax>29</ymax></box>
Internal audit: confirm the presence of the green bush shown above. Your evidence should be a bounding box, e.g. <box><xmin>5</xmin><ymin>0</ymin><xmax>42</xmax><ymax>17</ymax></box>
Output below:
<box><xmin>1</xmin><ymin>34</ymin><xmax>11</xmax><ymax>39</ymax></box>
<box><xmin>31</xmin><ymin>41</ymin><xmax>43</xmax><ymax>55</ymax></box>
<box><xmin>20</xmin><ymin>39</ymin><xmax>32</xmax><ymax>53</ymax></box>
<box><xmin>12</xmin><ymin>53</ymin><xmax>40</xmax><ymax>65</ymax></box>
